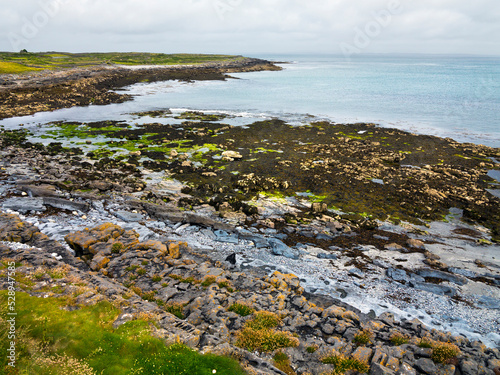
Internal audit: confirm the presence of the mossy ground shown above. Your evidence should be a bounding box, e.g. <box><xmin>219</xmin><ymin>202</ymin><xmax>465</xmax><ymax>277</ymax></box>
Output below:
<box><xmin>0</xmin><ymin>291</ymin><xmax>245</xmax><ymax>375</ymax></box>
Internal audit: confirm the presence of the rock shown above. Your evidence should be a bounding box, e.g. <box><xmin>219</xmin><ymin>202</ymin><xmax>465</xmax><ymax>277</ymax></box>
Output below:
<box><xmin>349</xmin><ymin>267</ymin><xmax>365</xmax><ymax>278</ymax></box>
<box><xmin>460</xmin><ymin>359</ymin><xmax>479</xmax><ymax>375</ymax></box>
<box><xmin>65</xmin><ymin>222</ymin><xmax>126</xmax><ymax>256</ymax></box>
<box><xmin>114</xmin><ymin>210</ymin><xmax>144</xmax><ymax>223</ymax></box>
<box><xmin>268</xmin><ymin>238</ymin><xmax>300</xmax><ymax>260</ymax></box>
<box><xmin>129</xmin><ymin>151</ymin><xmax>141</xmax><ymax>157</ymax></box>
<box><xmin>170</xmin><ymin>150</ymin><xmax>178</xmax><ymax>157</ymax></box>
<box><xmin>378</xmin><ymin>312</ymin><xmax>395</xmax><ymax>326</ymax></box>
<box><xmin>221</xmin><ymin>150</ymin><xmax>242</xmax><ymax>160</ymax></box>
<box><xmin>353</xmin><ymin>346</ymin><xmax>373</xmax><ymax>363</ymax></box>
<box><xmin>410</xmin><ymin>281</ymin><xmax>457</xmax><ymax>296</ymax></box>
<box><xmin>214</xmin><ymin>230</ymin><xmax>239</xmax><ymax>244</ymax></box>
<box><xmin>475</xmin><ymin>296</ymin><xmax>500</xmax><ymax>309</ymax></box>
<box><xmin>89</xmin><ymin>181</ymin><xmax>112</xmax><ymax>191</ymax></box>
<box><xmin>370</xmin><ymin>363</ymin><xmax>396</xmax><ymax>375</ymax></box>
<box><xmin>415</xmin><ymin>358</ymin><xmax>437</xmax><ymax>374</ymax></box>
<box><xmin>387</xmin><ymin>268</ymin><xmax>409</xmax><ymax>283</ymax></box>
<box><xmin>311</xmin><ymin>202</ymin><xmax>328</xmax><ymax>213</ymax></box>
<box><xmin>21</xmin><ymin>184</ymin><xmax>59</xmax><ymax>197</ymax></box>
<box><xmin>415</xmin><ymin>268</ymin><xmax>468</xmax><ymax>285</ymax></box>
<box><xmin>317</xmin><ymin>252</ymin><xmax>338</xmax><ymax>260</ymax></box>
<box><xmin>321</xmin><ymin>323</ymin><xmax>335</xmax><ymax>335</ymax></box>
<box><xmin>225</xmin><ymin>253</ymin><xmax>236</xmax><ymax>265</ymax></box>
<box><xmin>2</xmin><ymin>197</ymin><xmax>46</xmax><ymax>213</ymax></box>
<box><xmin>448</xmin><ymin>267</ymin><xmax>477</xmax><ymax>279</ymax></box>
<box><xmin>43</xmin><ymin>197</ymin><xmax>90</xmax><ymax>212</ymax></box>
<box><xmin>384</xmin><ymin>243</ymin><xmax>404</xmax><ymax>251</ymax></box>
<box><xmin>406</xmin><ymin>238</ymin><xmax>425</xmax><ymax>249</ymax></box>
<box><xmin>396</xmin><ymin>362</ymin><xmax>416</xmax><ymax>375</ymax></box>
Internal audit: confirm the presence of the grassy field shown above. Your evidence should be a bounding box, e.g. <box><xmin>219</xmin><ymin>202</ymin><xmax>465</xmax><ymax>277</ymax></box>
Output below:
<box><xmin>0</xmin><ymin>291</ymin><xmax>246</xmax><ymax>375</ymax></box>
<box><xmin>0</xmin><ymin>52</ymin><xmax>242</xmax><ymax>74</ymax></box>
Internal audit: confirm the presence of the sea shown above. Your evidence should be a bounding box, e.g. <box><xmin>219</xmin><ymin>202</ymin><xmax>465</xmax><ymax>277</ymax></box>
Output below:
<box><xmin>1</xmin><ymin>53</ymin><xmax>500</xmax><ymax>147</ymax></box>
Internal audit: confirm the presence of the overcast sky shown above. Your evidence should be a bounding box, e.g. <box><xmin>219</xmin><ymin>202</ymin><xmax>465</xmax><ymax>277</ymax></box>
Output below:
<box><xmin>1</xmin><ymin>0</ymin><xmax>499</xmax><ymax>56</ymax></box>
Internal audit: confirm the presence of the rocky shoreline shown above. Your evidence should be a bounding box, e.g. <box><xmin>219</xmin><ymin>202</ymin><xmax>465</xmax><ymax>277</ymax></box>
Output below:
<box><xmin>0</xmin><ymin>57</ymin><xmax>280</xmax><ymax>119</ymax></box>
<box><xmin>0</xmin><ymin>61</ymin><xmax>500</xmax><ymax>374</ymax></box>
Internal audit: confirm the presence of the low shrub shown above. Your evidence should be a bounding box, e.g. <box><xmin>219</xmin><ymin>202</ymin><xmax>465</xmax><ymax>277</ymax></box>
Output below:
<box><xmin>390</xmin><ymin>332</ymin><xmax>409</xmax><ymax>346</ymax></box>
<box><xmin>235</xmin><ymin>311</ymin><xmax>299</xmax><ymax>352</ymax></box>
<box><xmin>201</xmin><ymin>276</ymin><xmax>216</xmax><ymax>287</ymax></box>
<box><xmin>321</xmin><ymin>352</ymin><xmax>369</xmax><ymax>375</ymax></box>
<box><xmin>273</xmin><ymin>351</ymin><xmax>296</xmax><ymax>375</ymax></box>
<box><xmin>228</xmin><ymin>302</ymin><xmax>255</xmax><ymax>317</ymax></box>
<box><xmin>165</xmin><ymin>302</ymin><xmax>185</xmax><ymax>319</ymax></box>
<box><xmin>353</xmin><ymin>329</ymin><xmax>373</xmax><ymax>346</ymax></box>
<box><xmin>431</xmin><ymin>342</ymin><xmax>461</xmax><ymax>364</ymax></box>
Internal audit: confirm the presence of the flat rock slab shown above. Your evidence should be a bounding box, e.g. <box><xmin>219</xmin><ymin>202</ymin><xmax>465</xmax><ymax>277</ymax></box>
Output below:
<box><xmin>114</xmin><ymin>210</ymin><xmax>144</xmax><ymax>222</ymax></box>
<box><xmin>2</xmin><ymin>197</ymin><xmax>46</xmax><ymax>213</ymax></box>
<box><xmin>43</xmin><ymin>197</ymin><xmax>90</xmax><ymax>212</ymax></box>
<box><xmin>268</xmin><ymin>238</ymin><xmax>300</xmax><ymax>259</ymax></box>
<box><xmin>214</xmin><ymin>230</ymin><xmax>239</xmax><ymax>244</ymax></box>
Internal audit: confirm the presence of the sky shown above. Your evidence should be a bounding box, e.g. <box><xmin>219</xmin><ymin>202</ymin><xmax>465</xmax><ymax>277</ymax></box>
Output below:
<box><xmin>1</xmin><ymin>0</ymin><xmax>499</xmax><ymax>57</ymax></box>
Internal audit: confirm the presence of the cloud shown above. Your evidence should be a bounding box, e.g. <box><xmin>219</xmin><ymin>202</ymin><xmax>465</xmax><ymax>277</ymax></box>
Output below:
<box><xmin>0</xmin><ymin>0</ymin><xmax>499</xmax><ymax>55</ymax></box>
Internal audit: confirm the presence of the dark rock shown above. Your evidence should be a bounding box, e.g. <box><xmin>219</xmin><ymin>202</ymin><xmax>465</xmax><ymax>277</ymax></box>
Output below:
<box><xmin>370</xmin><ymin>363</ymin><xmax>396</xmax><ymax>375</ymax></box>
<box><xmin>460</xmin><ymin>359</ymin><xmax>479</xmax><ymax>375</ymax></box>
<box><xmin>416</xmin><ymin>268</ymin><xmax>468</xmax><ymax>285</ymax></box>
<box><xmin>43</xmin><ymin>197</ymin><xmax>90</xmax><ymax>212</ymax></box>
<box><xmin>21</xmin><ymin>184</ymin><xmax>59</xmax><ymax>197</ymax></box>
<box><xmin>316</xmin><ymin>233</ymin><xmax>334</xmax><ymax>241</ymax></box>
<box><xmin>225</xmin><ymin>253</ymin><xmax>237</xmax><ymax>265</ymax></box>
<box><xmin>414</xmin><ymin>358</ymin><xmax>437</xmax><ymax>374</ymax></box>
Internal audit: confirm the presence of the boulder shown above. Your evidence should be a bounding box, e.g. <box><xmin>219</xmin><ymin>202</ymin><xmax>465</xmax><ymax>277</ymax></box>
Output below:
<box><xmin>268</xmin><ymin>238</ymin><xmax>300</xmax><ymax>259</ymax></box>
<box><xmin>221</xmin><ymin>150</ymin><xmax>242</xmax><ymax>160</ymax></box>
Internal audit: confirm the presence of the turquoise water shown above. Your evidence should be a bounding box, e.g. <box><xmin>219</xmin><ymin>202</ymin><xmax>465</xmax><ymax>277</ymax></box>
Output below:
<box><xmin>2</xmin><ymin>54</ymin><xmax>500</xmax><ymax>147</ymax></box>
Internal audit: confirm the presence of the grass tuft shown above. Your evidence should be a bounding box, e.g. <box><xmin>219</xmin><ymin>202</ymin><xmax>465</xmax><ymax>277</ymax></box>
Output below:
<box><xmin>228</xmin><ymin>302</ymin><xmax>255</xmax><ymax>317</ymax></box>
<box><xmin>235</xmin><ymin>311</ymin><xmax>298</xmax><ymax>352</ymax></box>
<box><xmin>321</xmin><ymin>352</ymin><xmax>370</xmax><ymax>375</ymax></box>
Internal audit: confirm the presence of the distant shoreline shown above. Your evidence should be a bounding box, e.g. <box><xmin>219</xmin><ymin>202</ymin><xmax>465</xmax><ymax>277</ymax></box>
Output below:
<box><xmin>0</xmin><ymin>56</ymin><xmax>280</xmax><ymax>119</ymax></box>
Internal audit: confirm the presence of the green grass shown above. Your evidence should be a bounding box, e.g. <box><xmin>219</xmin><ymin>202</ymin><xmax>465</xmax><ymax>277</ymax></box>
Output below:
<box><xmin>0</xmin><ymin>52</ymin><xmax>242</xmax><ymax>74</ymax></box>
<box><xmin>0</xmin><ymin>291</ymin><xmax>245</xmax><ymax>375</ymax></box>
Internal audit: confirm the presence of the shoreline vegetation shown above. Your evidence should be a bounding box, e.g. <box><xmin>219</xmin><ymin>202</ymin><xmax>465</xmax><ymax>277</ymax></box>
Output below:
<box><xmin>1</xmin><ymin>52</ymin><xmax>500</xmax><ymax>375</ymax></box>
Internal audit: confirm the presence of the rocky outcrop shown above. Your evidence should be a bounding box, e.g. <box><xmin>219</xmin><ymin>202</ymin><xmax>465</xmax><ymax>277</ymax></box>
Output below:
<box><xmin>1</xmin><ymin>216</ymin><xmax>499</xmax><ymax>374</ymax></box>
